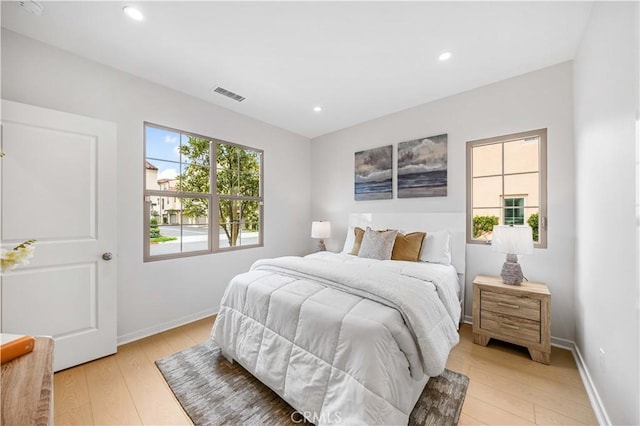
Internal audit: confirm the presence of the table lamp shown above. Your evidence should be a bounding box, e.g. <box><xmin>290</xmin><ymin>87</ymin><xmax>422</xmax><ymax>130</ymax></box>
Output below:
<box><xmin>311</xmin><ymin>221</ymin><xmax>331</xmax><ymax>251</ymax></box>
<box><xmin>491</xmin><ymin>225</ymin><xmax>534</xmax><ymax>285</ymax></box>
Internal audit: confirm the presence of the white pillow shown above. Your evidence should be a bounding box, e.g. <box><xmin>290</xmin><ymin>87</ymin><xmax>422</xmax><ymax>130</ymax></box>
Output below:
<box><xmin>358</xmin><ymin>227</ymin><xmax>398</xmax><ymax>260</ymax></box>
<box><xmin>341</xmin><ymin>227</ymin><xmax>356</xmax><ymax>254</ymax></box>
<box><xmin>419</xmin><ymin>229</ymin><xmax>451</xmax><ymax>265</ymax></box>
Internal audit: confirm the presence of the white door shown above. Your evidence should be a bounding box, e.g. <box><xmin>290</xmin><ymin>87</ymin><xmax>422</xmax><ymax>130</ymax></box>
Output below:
<box><xmin>1</xmin><ymin>100</ymin><xmax>117</xmax><ymax>371</ymax></box>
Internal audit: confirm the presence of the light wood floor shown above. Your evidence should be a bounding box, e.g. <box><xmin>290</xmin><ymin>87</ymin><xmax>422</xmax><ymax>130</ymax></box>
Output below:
<box><xmin>53</xmin><ymin>318</ymin><xmax>597</xmax><ymax>425</ymax></box>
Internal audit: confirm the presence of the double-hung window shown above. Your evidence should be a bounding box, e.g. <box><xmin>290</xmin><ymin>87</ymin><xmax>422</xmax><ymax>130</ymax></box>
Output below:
<box><xmin>466</xmin><ymin>129</ymin><xmax>547</xmax><ymax>247</ymax></box>
<box><xmin>144</xmin><ymin>123</ymin><xmax>263</xmax><ymax>261</ymax></box>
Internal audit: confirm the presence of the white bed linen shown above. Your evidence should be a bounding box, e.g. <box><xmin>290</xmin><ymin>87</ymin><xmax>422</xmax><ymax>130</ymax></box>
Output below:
<box><xmin>211</xmin><ymin>253</ymin><xmax>460</xmax><ymax>425</ymax></box>
<box><xmin>307</xmin><ymin>252</ymin><xmax>461</xmax><ymax>322</ymax></box>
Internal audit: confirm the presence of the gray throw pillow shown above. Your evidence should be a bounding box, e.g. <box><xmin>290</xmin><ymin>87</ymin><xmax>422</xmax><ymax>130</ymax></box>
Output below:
<box><xmin>357</xmin><ymin>227</ymin><xmax>398</xmax><ymax>260</ymax></box>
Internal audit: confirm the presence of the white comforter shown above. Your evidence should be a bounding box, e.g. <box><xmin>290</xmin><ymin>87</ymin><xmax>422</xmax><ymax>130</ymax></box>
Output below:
<box><xmin>211</xmin><ymin>253</ymin><xmax>460</xmax><ymax>425</ymax></box>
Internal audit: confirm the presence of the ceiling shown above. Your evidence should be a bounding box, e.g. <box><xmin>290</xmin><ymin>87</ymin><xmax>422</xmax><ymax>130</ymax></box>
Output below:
<box><xmin>1</xmin><ymin>1</ymin><xmax>593</xmax><ymax>138</ymax></box>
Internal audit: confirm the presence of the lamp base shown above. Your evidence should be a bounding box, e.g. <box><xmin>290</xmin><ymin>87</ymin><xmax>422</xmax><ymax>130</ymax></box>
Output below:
<box><xmin>501</xmin><ymin>253</ymin><xmax>524</xmax><ymax>285</ymax></box>
<box><xmin>316</xmin><ymin>239</ymin><xmax>326</xmax><ymax>252</ymax></box>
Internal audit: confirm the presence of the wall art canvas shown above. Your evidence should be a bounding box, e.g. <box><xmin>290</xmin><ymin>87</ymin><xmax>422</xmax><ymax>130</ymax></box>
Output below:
<box><xmin>354</xmin><ymin>145</ymin><xmax>393</xmax><ymax>200</ymax></box>
<box><xmin>397</xmin><ymin>134</ymin><xmax>448</xmax><ymax>198</ymax></box>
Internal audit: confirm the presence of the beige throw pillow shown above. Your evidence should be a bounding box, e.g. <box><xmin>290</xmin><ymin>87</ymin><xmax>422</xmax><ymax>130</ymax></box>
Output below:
<box><xmin>357</xmin><ymin>227</ymin><xmax>398</xmax><ymax>260</ymax></box>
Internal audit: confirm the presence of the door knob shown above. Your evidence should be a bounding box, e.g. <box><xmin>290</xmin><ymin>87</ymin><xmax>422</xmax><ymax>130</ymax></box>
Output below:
<box><xmin>102</xmin><ymin>252</ymin><xmax>113</xmax><ymax>261</ymax></box>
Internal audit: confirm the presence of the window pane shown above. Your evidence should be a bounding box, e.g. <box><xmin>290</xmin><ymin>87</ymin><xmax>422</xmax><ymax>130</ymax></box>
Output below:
<box><xmin>239</xmin><ymin>148</ymin><xmax>261</xmax><ymax>197</ymax></box>
<box><xmin>248</xmin><ymin>150</ymin><xmax>262</xmax><ymax>167</ymax></box>
<box><xmin>149</xmin><ymin>197</ymin><xmax>210</xmax><ymax>256</ymax></box>
<box><xmin>238</xmin><ymin>201</ymin><xmax>260</xmax><ymax>246</ymax></box>
<box><xmin>525</xmin><ymin>208</ymin><xmax>540</xmax><ymax>242</ymax></box>
<box><xmin>472</xmin><ymin>176</ymin><xmax>502</xmax><ymax>208</ymax></box>
<box><xmin>240</xmin><ymin>225</ymin><xmax>260</xmax><ymax>246</ymax></box>
<box><xmin>146</xmin><ymin>126</ymin><xmax>180</xmax><ymax>163</ymax></box>
<box><xmin>217</xmin><ymin>144</ymin><xmax>240</xmax><ymax>171</ymax></box>
<box><xmin>240</xmin><ymin>149</ymin><xmax>261</xmax><ymax>173</ymax></box>
<box><xmin>181</xmin><ymin>220</ymin><xmax>209</xmax><ymax>253</ymax></box>
<box><xmin>217</xmin><ymin>168</ymin><xmax>239</xmax><ymax>195</ymax></box>
<box><xmin>472</xmin><ymin>208</ymin><xmax>500</xmax><ymax>241</ymax></box>
<box><xmin>150</xmin><ymin>198</ymin><xmax>181</xmax><ymax>257</ymax></box>
<box><xmin>178</xmin><ymin>163</ymin><xmax>210</xmax><ymax>193</ymax></box>
<box><xmin>472</xmin><ymin>144</ymin><xmax>502</xmax><ymax>177</ymax></box>
<box><xmin>505</xmin><ymin>197</ymin><xmax>524</xmax><ymax>208</ymax></box>
<box><xmin>504</xmin><ymin>173</ymin><xmax>538</xmax><ymax>205</ymax></box>
<box><xmin>219</xmin><ymin>199</ymin><xmax>241</xmax><ymax>247</ymax></box>
<box><xmin>145</xmin><ymin>159</ymin><xmax>180</xmax><ymax>191</ymax></box>
<box><xmin>159</xmin><ymin>195</ymin><xmax>181</xmax><ymax>224</ymax></box>
<box><xmin>181</xmin><ymin>197</ymin><xmax>209</xmax><ymax>227</ymax></box>
<box><xmin>180</xmin><ymin>134</ymin><xmax>211</xmax><ymax>166</ymax></box>
<box><xmin>240</xmin><ymin>172</ymin><xmax>260</xmax><ymax>197</ymax></box>
<box><xmin>504</xmin><ymin>138</ymin><xmax>539</xmax><ymax>174</ymax></box>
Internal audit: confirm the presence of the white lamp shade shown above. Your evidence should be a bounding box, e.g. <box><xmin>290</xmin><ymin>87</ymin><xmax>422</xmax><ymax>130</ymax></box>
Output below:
<box><xmin>491</xmin><ymin>225</ymin><xmax>534</xmax><ymax>255</ymax></box>
<box><xmin>311</xmin><ymin>221</ymin><xmax>331</xmax><ymax>239</ymax></box>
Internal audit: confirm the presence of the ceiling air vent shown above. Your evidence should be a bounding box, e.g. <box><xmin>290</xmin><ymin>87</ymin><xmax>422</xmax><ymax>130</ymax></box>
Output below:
<box><xmin>213</xmin><ymin>87</ymin><xmax>246</xmax><ymax>103</ymax></box>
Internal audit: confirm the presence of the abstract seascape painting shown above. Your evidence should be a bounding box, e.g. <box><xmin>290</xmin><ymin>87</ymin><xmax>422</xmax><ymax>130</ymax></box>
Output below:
<box><xmin>397</xmin><ymin>134</ymin><xmax>447</xmax><ymax>198</ymax></box>
<box><xmin>354</xmin><ymin>145</ymin><xmax>393</xmax><ymax>200</ymax></box>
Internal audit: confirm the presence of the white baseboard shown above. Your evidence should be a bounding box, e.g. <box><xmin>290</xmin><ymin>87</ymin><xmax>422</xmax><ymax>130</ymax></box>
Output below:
<box><xmin>117</xmin><ymin>306</ymin><xmax>219</xmax><ymax>346</ymax></box>
<box><xmin>463</xmin><ymin>316</ymin><xmax>610</xmax><ymax>424</ymax></box>
<box><xmin>550</xmin><ymin>335</ymin><xmax>574</xmax><ymax>351</ymax></box>
<box><xmin>571</xmin><ymin>343</ymin><xmax>611</xmax><ymax>426</ymax></box>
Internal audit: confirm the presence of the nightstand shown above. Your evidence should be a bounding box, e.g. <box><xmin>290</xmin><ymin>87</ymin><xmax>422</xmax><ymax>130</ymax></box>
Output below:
<box><xmin>472</xmin><ymin>274</ymin><xmax>551</xmax><ymax>364</ymax></box>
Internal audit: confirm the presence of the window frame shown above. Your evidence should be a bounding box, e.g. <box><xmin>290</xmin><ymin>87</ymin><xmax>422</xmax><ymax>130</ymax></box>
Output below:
<box><xmin>143</xmin><ymin>122</ymin><xmax>264</xmax><ymax>262</ymax></box>
<box><xmin>466</xmin><ymin>128</ymin><xmax>547</xmax><ymax>248</ymax></box>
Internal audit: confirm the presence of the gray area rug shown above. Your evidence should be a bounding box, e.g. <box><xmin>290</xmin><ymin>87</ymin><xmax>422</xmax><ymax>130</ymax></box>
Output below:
<box><xmin>156</xmin><ymin>341</ymin><xmax>469</xmax><ymax>425</ymax></box>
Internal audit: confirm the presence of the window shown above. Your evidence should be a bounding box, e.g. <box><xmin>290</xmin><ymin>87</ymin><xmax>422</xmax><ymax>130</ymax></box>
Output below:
<box><xmin>144</xmin><ymin>123</ymin><xmax>263</xmax><ymax>261</ymax></box>
<box><xmin>504</xmin><ymin>197</ymin><xmax>525</xmax><ymax>225</ymax></box>
<box><xmin>466</xmin><ymin>129</ymin><xmax>547</xmax><ymax>247</ymax></box>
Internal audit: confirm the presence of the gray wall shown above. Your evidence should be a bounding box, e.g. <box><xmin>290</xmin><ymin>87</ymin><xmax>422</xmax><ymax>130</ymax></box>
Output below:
<box><xmin>1</xmin><ymin>29</ymin><xmax>312</xmax><ymax>342</ymax></box>
<box><xmin>573</xmin><ymin>3</ymin><xmax>639</xmax><ymax>425</ymax></box>
<box><xmin>310</xmin><ymin>62</ymin><xmax>576</xmax><ymax>342</ymax></box>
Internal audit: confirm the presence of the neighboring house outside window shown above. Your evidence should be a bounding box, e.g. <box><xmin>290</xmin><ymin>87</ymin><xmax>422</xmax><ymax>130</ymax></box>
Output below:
<box><xmin>144</xmin><ymin>123</ymin><xmax>263</xmax><ymax>261</ymax></box>
<box><xmin>504</xmin><ymin>196</ymin><xmax>526</xmax><ymax>225</ymax></box>
<box><xmin>466</xmin><ymin>129</ymin><xmax>547</xmax><ymax>247</ymax></box>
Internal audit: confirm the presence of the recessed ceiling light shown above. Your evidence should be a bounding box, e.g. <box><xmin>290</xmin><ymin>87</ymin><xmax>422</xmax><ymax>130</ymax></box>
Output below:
<box><xmin>313</xmin><ymin>106</ymin><xmax>323</xmax><ymax>112</ymax></box>
<box><xmin>438</xmin><ymin>51</ymin><xmax>452</xmax><ymax>61</ymax></box>
<box><xmin>123</xmin><ymin>6</ymin><xmax>144</xmax><ymax>21</ymax></box>
<box><xmin>17</xmin><ymin>0</ymin><xmax>44</xmax><ymax>15</ymax></box>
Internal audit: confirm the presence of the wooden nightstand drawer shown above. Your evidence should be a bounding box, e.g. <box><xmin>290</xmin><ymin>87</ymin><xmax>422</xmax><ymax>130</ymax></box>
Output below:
<box><xmin>480</xmin><ymin>310</ymin><xmax>540</xmax><ymax>343</ymax></box>
<box><xmin>481</xmin><ymin>290</ymin><xmax>541</xmax><ymax>321</ymax></box>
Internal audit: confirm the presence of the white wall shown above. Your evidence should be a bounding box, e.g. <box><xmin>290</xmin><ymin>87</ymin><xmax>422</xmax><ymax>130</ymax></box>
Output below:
<box><xmin>1</xmin><ymin>30</ymin><xmax>312</xmax><ymax>342</ymax></box>
<box><xmin>311</xmin><ymin>62</ymin><xmax>576</xmax><ymax>341</ymax></box>
<box><xmin>573</xmin><ymin>3</ymin><xmax>639</xmax><ymax>425</ymax></box>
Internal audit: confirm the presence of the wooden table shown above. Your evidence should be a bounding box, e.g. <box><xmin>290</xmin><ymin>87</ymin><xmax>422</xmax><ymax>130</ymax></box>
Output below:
<box><xmin>1</xmin><ymin>337</ymin><xmax>54</xmax><ymax>425</ymax></box>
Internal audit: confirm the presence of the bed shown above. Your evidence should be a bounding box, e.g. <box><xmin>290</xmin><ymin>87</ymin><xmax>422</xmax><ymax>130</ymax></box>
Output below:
<box><xmin>211</xmin><ymin>213</ymin><xmax>465</xmax><ymax>425</ymax></box>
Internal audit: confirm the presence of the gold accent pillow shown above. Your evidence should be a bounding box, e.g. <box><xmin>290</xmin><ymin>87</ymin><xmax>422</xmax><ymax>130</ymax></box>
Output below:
<box><xmin>349</xmin><ymin>227</ymin><xmax>366</xmax><ymax>255</ymax></box>
<box><xmin>391</xmin><ymin>232</ymin><xmax>427</xmax><ymax>262</ymax></box>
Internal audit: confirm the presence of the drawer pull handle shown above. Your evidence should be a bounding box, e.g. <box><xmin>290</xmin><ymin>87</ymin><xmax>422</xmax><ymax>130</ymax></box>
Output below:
<box><xmin>500</xmin><ymin>322</ymin><xmax>520</xmax><ymax>330</ymax></box>
<box><xmin>497</xmin><ymin>302</ymin><xmax>520</xmax><ymax>309</ymax></box>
